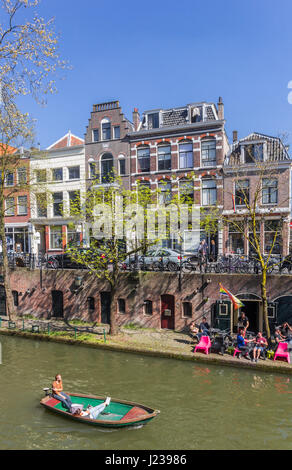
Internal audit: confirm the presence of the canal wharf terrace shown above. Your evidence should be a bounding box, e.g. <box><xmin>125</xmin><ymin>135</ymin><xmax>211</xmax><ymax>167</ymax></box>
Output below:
<box><xmin>1</xmin><ymin>318</ymin><xmax>292</xmax><ymax>375</ymax></box>
<box><xmin>4</xmin><ymin>269</ymin><xmax>292</xmax><ymax>333</ymax></box>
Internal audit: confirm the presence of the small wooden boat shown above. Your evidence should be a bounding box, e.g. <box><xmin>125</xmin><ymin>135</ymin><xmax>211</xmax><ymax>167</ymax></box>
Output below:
<box><xmin>40</xmin><ymin>391</ymin><xmax>160</xmax><ymax>428</ymax></box>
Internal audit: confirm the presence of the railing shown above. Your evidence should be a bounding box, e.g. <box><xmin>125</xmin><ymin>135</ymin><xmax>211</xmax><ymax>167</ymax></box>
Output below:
<box><xmin>1</xmin><ymin>252</ymin><xmax>290</xmax><ymax>275</ymax></box>
<box><xmin>0</xmin><ymin>316</ymin><xmax>109</xmax><ymax>339</ymax></box>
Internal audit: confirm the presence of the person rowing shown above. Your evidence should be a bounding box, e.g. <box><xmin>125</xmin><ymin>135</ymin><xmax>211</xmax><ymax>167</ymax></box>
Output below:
<box><xmin>52</xmin><ymin>374</ymin><xmax>72</xmax><ymax>412</ymax></box>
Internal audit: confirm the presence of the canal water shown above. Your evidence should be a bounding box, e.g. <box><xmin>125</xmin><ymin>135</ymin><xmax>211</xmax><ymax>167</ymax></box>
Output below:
<box><xmin>1</xmin><ymin>334</ymin><xmax>292</xmax><ymax>450</ymax></box>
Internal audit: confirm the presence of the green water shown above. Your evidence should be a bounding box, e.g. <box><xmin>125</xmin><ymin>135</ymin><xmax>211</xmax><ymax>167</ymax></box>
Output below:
<box><xmin>1</xmin><ymin>334</ymin><xmax>292</xmax><ymax>450</ymax></box>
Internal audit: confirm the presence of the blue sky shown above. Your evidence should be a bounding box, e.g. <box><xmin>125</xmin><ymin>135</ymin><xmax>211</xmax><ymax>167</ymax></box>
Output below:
<box><xmin>19</xmin><ymin>0</ymin><xmax>292</xmax><ymax>149</ymax></box>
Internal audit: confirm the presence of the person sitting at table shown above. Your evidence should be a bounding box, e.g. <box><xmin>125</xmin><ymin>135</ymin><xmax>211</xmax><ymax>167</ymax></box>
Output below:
<box><xmin>252</xmin><ymin>332</ymin><xmax>268</xmax><ymax>363</ymax></box>
<box><xmin>275</xmin><ymin>327</ymin><xmax>287</xmax><ymax>343</ymax></box>
<box><xmin>199</xmin><ymin>317</ymin><xmax>210</xmax><ymax>337</ymax></box>
<box><xmin>236</xmin><ymin>328</ymin><xmax>254</xmax><ymax>360</ymax></box>
<box><xmin>280</xmin><ymin>322</ymin><xmax>292</xmax><ymax>338</ymax></box>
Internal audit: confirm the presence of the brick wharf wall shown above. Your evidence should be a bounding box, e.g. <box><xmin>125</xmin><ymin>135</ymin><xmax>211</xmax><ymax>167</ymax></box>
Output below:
<box><xmin>8</xmin><ymin>269</ymin><xmax>292</xmax><ymax>330</ymax></box>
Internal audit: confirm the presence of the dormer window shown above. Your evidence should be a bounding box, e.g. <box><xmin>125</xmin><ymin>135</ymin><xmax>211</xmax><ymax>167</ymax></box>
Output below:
<box><xmin>244</xmin><ymin>143</ymin><xmax>264</xmax><ymax>163</ymax></box>
<box><xmin>190</xmin><ymin>106</ymin><xmax>202</xmax><ymax>123</ymax></box>
<box><xmin>148</xmin><ymin>113</ymin><xmax>159</xmax><ymax>129</ymax></box>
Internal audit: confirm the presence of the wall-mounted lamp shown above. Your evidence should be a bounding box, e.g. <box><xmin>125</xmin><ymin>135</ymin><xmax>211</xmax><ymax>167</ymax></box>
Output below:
<box><xmin>206</xmin><ymin>278</ymin><xmax>211</xmax><ymax>284</ymax></box>
<box><xmin>74</xmin><ymin>275</ymin><xmax>83</xmax><ymax>288</ymax></box>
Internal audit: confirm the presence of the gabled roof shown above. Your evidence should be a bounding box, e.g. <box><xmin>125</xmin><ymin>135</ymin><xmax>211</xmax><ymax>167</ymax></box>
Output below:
<box><xmin>231</xmin><ymin>132</ymin><xmax>290</xmax><ymax>162</ymax></box>
<box><xmin>47</xmin><ymin>131</ymin><xmax>84</xmax><ymax>150</ymax></box>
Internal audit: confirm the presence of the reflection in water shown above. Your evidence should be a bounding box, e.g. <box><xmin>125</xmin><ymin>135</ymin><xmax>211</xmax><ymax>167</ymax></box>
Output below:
<box><xmin>1</xmin><ymin>335</ymin><xmax>292</xmax><ymax>450</ymax></box>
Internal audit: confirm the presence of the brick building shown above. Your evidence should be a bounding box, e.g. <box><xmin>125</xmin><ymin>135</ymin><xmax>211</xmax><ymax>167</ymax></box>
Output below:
<box><xmin>127</xmin><ymin>98</ymin><xmax>229</xmax><ymax>253</ymax></box>
<box><xmin>84</xmin><ymin>100</ymin><xmax>134</xmax><ymax>190</ymax></box>
<box><xmin>223</xmin><ymin>132</ymin><xmax>292</xmax><ymax>257</ymax></box>
<box><xmin>3</xmin><ymin>146</ymin><xmax>32</xmax><ymax>253</ymax></box>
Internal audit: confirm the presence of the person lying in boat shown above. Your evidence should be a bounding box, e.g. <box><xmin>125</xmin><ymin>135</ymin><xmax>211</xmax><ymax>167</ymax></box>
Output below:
<box><xmin>52</xmin><ymin>374</ymin><xmax>72</xmax><ymax>412</ymax></box>
<box><xmin>72</xmin><ymin>397</ymin><xmax>111</xmax><ymax>419</ymax></box>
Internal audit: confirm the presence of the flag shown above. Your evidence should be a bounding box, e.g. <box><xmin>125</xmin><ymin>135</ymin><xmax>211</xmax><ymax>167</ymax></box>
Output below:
<box><xmin>219</xmin><ymin>283</ymin><xmax>244</xmax><ymax>310</ymax></box>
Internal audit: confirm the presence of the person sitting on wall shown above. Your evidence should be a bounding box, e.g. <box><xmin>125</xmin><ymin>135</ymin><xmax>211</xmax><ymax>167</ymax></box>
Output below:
<box><xmin>198</xmin><ymin>316</ymin><xmax>210</xmax><ymax>338</ymax></box>
<box><xmin>189</xmin><ymin>321</ymin><xmax>199</xmax><ymax>342</ymax></box>
<box><xmin>252</xmin><ymin>332</ymin><xmax>268</xmax><ymax>363</ymax></box>
<box><xmin>52</xmin><ymin>374</ymin><xmax>72</xmax><ymax>412</ymax></box>
<box><xmin>238</xmin><ymin>312</ymin><xmax>249</xmax><ymax>333</ymax></box>
<box><xmin>236</xmin><ymin>328</ymin><xmax>254</xmax><ymax>360</ymax></box>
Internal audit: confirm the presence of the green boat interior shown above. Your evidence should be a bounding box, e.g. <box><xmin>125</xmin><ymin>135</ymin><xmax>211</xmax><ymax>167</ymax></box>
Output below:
<box><xmin>53</xmin><ymin>396</ymin><xmax>143</xmax><ymax>421</ymax></box>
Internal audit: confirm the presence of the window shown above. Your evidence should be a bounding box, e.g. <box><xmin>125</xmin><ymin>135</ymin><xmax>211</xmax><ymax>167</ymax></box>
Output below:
<box><xmin>69</xmin><ymin>190</ymin><xmax>80</xmax><ymax>215</ymax></box>
<box><xmin>202</xmin><ymin>179</ymin><xmax>216</xmax><ymax>206</ymax></box>
<box><xmin>158</xmin><ymin>181</ymin><xmax>172</xmax><ymax>204</ymax></box>
<box><xmin>92</xmin><ymin>129</ymin><xmax>99</xmax><ymax>142</ymax></box>
<box><xmin>53</xmin><ymin>192</ymin><xmax>63</xmax><ymax>216</ymax></box>
<box><xmin>235</xmin><ymin>180</ymin><xmax>249</xmax><ymax>206</ymax></box>
<box><xmin>36</xmin><ymin>169</ymin><xmax>46</xmax><ymax>183</ymax></box>
<box><xmin>179</xmin><ymin>142</ymin><xmax>193</xmax><ymax>169</ymax></box>
<box><xmin>182</xmin><ymin>302</ymin><xmax>192</xmax><ymax>318</ymax></box>
<box><xmin>6</xmin><ymin>197</ymin><xmax>15</xmax><ymax>216</ymax></box>
<box><xmin>138</xmin><ymin>181</ymin><xmax>151</xmax><ymax>204</ymax></box>
<box><xmin>144</xmin><ymin>300</ymin><xmax>153</xmax><ymax>315</ymax></box>
<box><xmin>87</xmin><ymin>297</ymin><xmax>95</xmax><ymax>312</ymax></box>
<box><xmin>17</xmin><ymin>196</ymin><xmax>28</xmax><ymax>215</ymax></box>
<box><xmin>101</xmin><ymin>153</ymin><xmax>113</xmax><ymax>183</ymax></box>
<box><xmin>5</xmin><ymin>171</ymin><xmax>14</xmax><ymax>186</ymax></box>
<box><xmin>89</xmin><ymin>162</ymin><xmax>97</xmax><ymax>179</ymax></box>
<box><xmin>118</xmin><ymin>298</ymin><xmax>126</xmax><ymax>314</ymax></box>
<box><xmin>17</xmin><ymin>167</ymin><xmax>27</xmax><ymax>185</ymax></box>
<box><xmin>180</xmin><ymin>179</ymin><xmax>194</xmax><ymax>202</ymax></box>
<box><xmin>114</xmin><ymin>126</ymin><xmax>120</xmax><ymax>139</ymax></box>
<box><xmin>148</xmin><ymin>113</ymin><xmax>159</xmax><ymax>129</ymax></box>
<box><xmin>158</xmin><ymin>145</ymin><xmax>171</xmax><ymax>171</ymax></box>
<box><xmin>68</xmin><ymin>166</ymin><xmax>80</xmax><ymax>180</ymax></box>
<box><xmin>244</xmin><ymin>143</ymin><xmax>264</xmax><ymax>163</ymax></box>
<box><xmin>52</xmin><ymin>168</ymin><xmax>63</xmax><ymax>181</ymax></box>
<box><xmin>119</xmin><ymin>159</ymin><xmax>126</xmax><ymax>175</ymax></box>
<box><xmin>262</xmin><ymin>179</ymin><xmax>278</xmax><ymax>204</ymax></box>
<box><xmin>201</xmin><ymin>139</ymin><xmax>216</xmax><ymax>167</ymax></box>
<box><xmin>102</xmin><ymin>121</ymin><xmax>111</xmax><ymax>140</ymax></box>
<box><xmin>228</xmin><ymin>222</ymin><xmax>244</xmax><ymax>254</ymax></box>
<box><xmin>36</xmin><ymin>194</ymin><xmax>47</xmax><ymax>217</ymax></box>
<box><xmin>50</xmin><ymin>226</ymin><xmax>63</xmax><ymax>249</ymax></box>
<box><xmin>137</xmin><ymin>147</ymin><xmax>150</xmax><ymax>172</ymax></box>
<box><xmin>264</xmin><ymin>220</ymin><xmax>282</xmax><ymax>254</ymax></box>
<box><xmin>12</xmin><ymin>290</ymin><xmax>19</xmax><ymax>307</ymax></box>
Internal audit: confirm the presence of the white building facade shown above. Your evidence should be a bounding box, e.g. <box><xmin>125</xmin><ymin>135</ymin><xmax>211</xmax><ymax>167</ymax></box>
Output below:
<box><xmin>29</xmin><ymin>132</ymin><xmax>86</xmax><ymax>255</ymax></box>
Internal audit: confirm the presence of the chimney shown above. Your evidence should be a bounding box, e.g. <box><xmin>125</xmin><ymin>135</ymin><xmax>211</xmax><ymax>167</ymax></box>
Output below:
<box><xmin>132</xmin><ymin>108</ymin><xmax>140</xmax><ymax>131</ymax></box>
<box><xmin>217</xmin><ymin>97</ymin><xmax>224</xmax><ymax>120</ymax></box>
<box><xmin>233</xmin><ymin>130</ymin><xmax>238</xmax><ymax>143</ymax></box>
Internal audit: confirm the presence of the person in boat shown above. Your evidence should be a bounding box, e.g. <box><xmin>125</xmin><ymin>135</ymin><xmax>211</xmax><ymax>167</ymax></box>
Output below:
<box><xmin>73</xmin><ymin>397</ymin><xmax>111</xmax><ymax>420</ymax></box>
<box><xmin>236</xmin><ymin>328</ymin><xmax>254</xmax><ymax>359</ymax></box>
<box><xmin>52</xmin><ymin>374</ymin><xmax>72</xmax><ymax>412</ymax></box>
<box><xmin>252</xmin><ymin>332</ymin><xmax>268</xmax><ymax>363</ymax></box>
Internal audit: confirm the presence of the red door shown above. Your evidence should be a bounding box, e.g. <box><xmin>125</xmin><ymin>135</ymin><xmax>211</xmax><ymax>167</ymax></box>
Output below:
<box><xmin>161</xmin><ymin>294</ymin><xmax>175</xmax><ymax>329</ymax></box>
